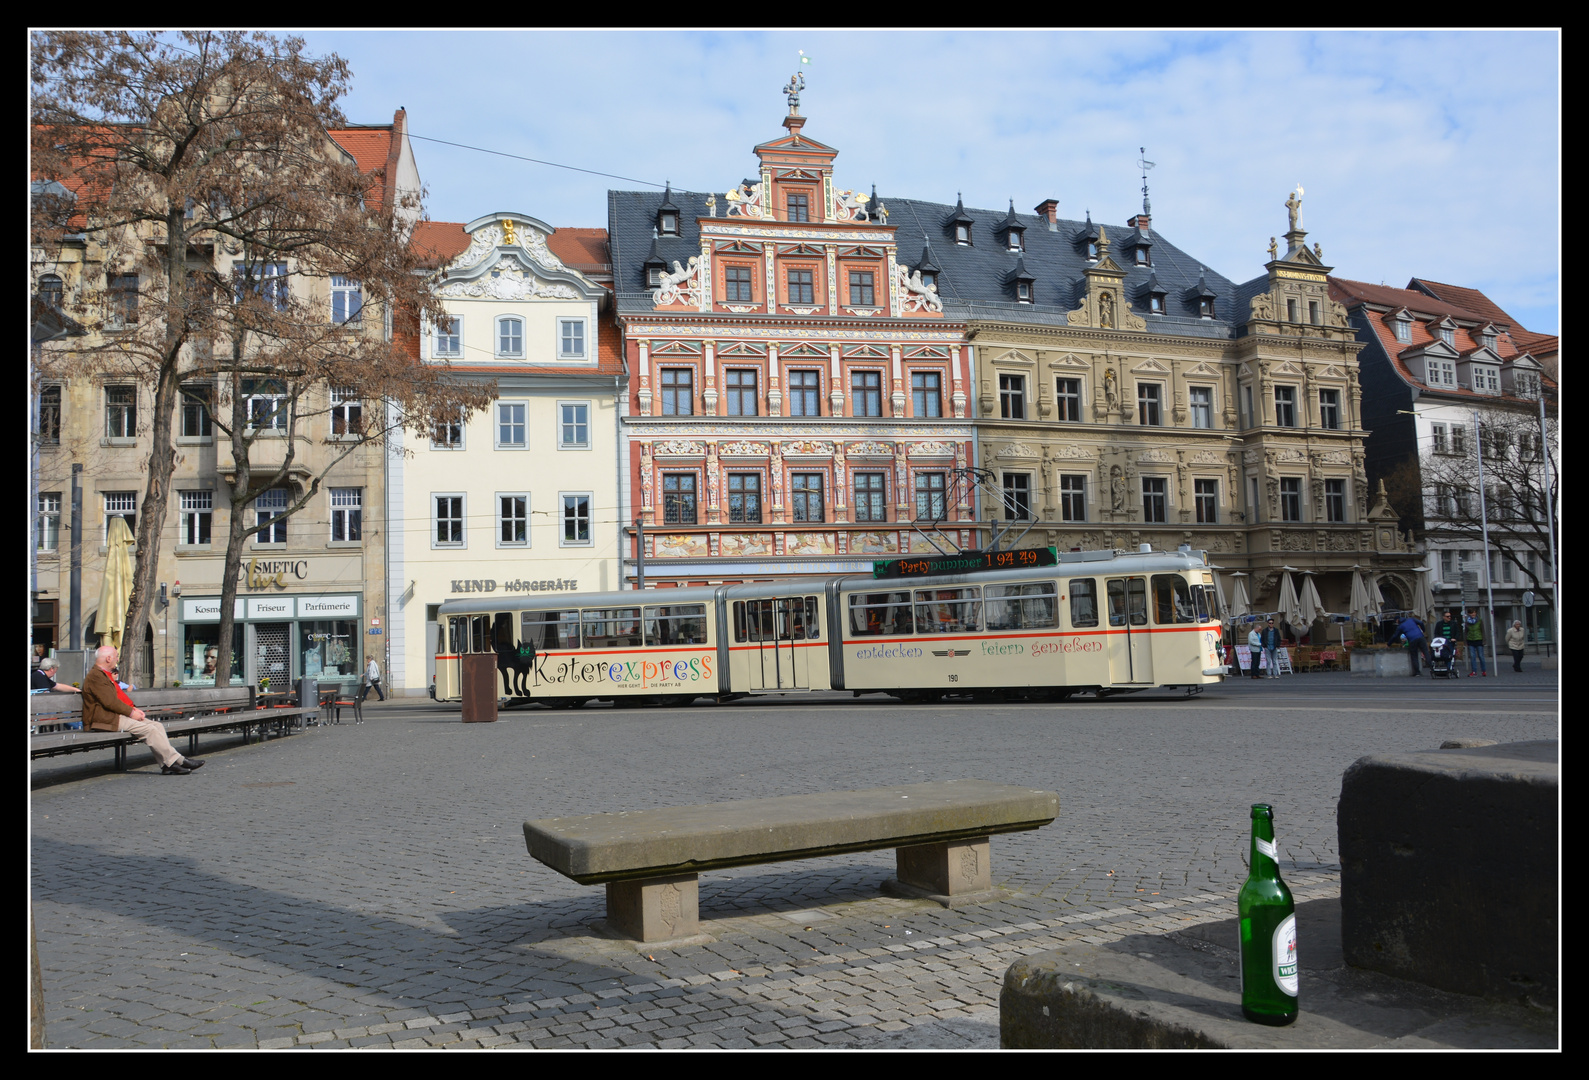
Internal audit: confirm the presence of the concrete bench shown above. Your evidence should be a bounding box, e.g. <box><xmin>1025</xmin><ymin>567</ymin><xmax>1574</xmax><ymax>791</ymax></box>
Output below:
<box><xmin>523</xmin><ymin>779</ymin><xmax>1059</xmax><ymax>943</ymax></box>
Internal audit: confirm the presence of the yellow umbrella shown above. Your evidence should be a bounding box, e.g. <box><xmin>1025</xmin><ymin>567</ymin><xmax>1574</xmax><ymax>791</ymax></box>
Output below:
<box><xmin>97</xmin><ymin>515</ymin><xmax>134</xmax><ymax>648</ymax></box>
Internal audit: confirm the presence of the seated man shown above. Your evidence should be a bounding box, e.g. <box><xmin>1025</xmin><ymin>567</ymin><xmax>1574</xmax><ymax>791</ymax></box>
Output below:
<box><xmin>82</xmin><ymin>644</ymin><xmax>203</xmax><ymax>776</ymax></box>
<box><xmin>32</xmin><ymin>656</ymin><xmax>81</xmax><ymax>693</ymax></box>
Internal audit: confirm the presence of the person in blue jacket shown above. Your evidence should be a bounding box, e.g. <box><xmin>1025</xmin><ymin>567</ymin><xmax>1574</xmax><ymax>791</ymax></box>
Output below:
<box><xmin>1259</xmin><ymin>618</ymin><xmax>1282</xmax><ymax>679</ymax></box>
<box><xmin>1398</xmin><ymin>615</ymin><xmax>1432</xmax><ymax>677</ymax></box>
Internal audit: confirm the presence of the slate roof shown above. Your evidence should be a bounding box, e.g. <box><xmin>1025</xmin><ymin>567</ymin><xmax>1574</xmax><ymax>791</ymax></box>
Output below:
<box><xmin>608</xmin><ymin>186</ymin><xmax>1241</xmax><ymax>338</ymax></box>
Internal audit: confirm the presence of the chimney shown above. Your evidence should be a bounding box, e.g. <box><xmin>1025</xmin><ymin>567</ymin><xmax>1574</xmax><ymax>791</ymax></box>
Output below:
<box><xmin>1127</xmin><ymin>212</ymin><xmax>1151</xmax><ymax>231</ymax></box>
<box><xmin>1034</xmin><ymin>199</ymin><xmax>1060</xmax><ymax>230</ymax></box>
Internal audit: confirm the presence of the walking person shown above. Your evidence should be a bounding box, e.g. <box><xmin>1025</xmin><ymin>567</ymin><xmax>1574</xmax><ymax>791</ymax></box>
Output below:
<box><xmin>1247</xmin><ymin>624</ymin><xmax>1264</xmax><ymax>680</ymax></box>
<box><xmin>1464</xmin><ymin>608</ymin><xmax>1488</xmax><ymax>676</ymax></box>
<box><xmin>1507</xmin><ymin>620</ymin><xmax>1527</xmax><ymax>673</ymax></box>
<box><xmin>1398</xmin><ymin>614</ymin><xmax>1432</xmax><ymax>677</ymax></box>
<box><xmin>360</xmin><ymin>655</ymin><xmax>385</xmax><ymax>703</ymax></box>
<box><xmin>82</xmin><ymin>645</ymin><xmax>202</xmax><ymax>775</ymax></box>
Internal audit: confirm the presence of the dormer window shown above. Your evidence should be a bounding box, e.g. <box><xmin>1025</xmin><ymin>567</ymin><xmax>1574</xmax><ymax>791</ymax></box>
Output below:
<box><xmin>1142</xmin><ymin>272</ymin><xmax>1167</xmax><ymax>315</ymax></box>
<box><xmin>1017</xmin><ymin>281</ymin><xmax>1032</xmax><ymax>303</ymax></box>
<box><xmin>1008</xmin><ymin>257</ymin><xmax>1034</xmax><ymax>304</ymax></box>
<box><xmin>1009</xmin><ymin>231</ymin><xmax>1023</xmax><ymax>252</ymax></box>
<box><xmin>948</xmin><ymin>195</ymin><xmax>975</xmax><ymax>246</ymax></box>
<box><xmin>955</xmin><ymin>222</ymin><xmax>971</xmax><ymax>244</ymax></box>
<box><xmin>1135</xmin><ymin>247</ymin><xmax>1149</xmax><ymax>265</ymax></box>
<box><xmin>999</xmin><ymin>201</ymin><xmax>1025</xmax><ymax>252</ymax></box>
<box><xmin>1439</xmin><ymin>325</ymin><xmax>1455</xmax><ymax>346</ymax></box>
<box><xmin>1199</xmin><ymin>296</ymin><xmax>1214</xmax><ymax>318</ymax></box>
<box><xmin>644</xmin><ymin>236</ymin><xmax>667</xmax><ymax>288</ymax></box>
<box><xmin>1392</xmin><ymin>314</ymin><xmax>1412</xmax><ymax>342</ymax></box>
<box><xmin>1150</xmin><ymin>293</ymin><xmax>1165</xmax><ymax>314</ymax></box>
<box><xmin>656</xmin><ymin>184</ymin><xmax>680</xmax><ymax>237</ymax></box>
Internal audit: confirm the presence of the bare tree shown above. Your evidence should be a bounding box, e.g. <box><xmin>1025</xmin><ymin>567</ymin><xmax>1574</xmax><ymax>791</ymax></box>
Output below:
<box><xmin>31</xmin><ymin>31</ymin><xmax>489</xmax><ymax>684</ymax></box>
<box><xmin>1418</xmin><ymin>407</ymin><xmax>1558</xmax><ymax>593</ymax></box>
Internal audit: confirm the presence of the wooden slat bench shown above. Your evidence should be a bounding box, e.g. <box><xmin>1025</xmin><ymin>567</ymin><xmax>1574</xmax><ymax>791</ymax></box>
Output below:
<box><xmin>523</xmin><ymin>780</ymin><xmax>1059</xmax><ymax>943</ymax></box>
<box><xmin>30</xmin><ymin>687</ymin><xmax>320</xmax><ymax>770</ymax></box>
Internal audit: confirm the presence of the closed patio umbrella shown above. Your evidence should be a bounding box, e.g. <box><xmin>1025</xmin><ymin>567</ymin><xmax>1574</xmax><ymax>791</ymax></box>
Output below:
<box><xmin>1298</xmin><ymin>571</ymin><xmax>1323</xmax><ymax>631</ymax></box>
<box><xmin>1348</xmin><ymin>565</ymin><xmax>1373</xmax><ymax>622</ymax></box>
<box><xmin>1411</xmin><ymin>567</ymin><xmax>1435</xmax><ymax>623</ymax></box>
<box><xmin>97</xmin><ymin>515</ymin><xmax>134</xmax><ymax>648</ymax></box>
<box><xmin>1276</xmin><ymin>567</ymin><xmax>1301</xmax><ymax>632</ymax></box>
<box><xmin>1228</xmin><ymin>572</ymin><xmax>1250</xmax><ymax>622</ymax></box>
<box><xmin>1207</xmin><ymin>565</ymin><xmax>1230</xmax><ymax>620</ymax></box>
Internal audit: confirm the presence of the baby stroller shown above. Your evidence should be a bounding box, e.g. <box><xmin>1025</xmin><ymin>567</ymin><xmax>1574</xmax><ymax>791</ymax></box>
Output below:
<box><xmin>1428</xmin><ymin>636</ymin><xmax>1459</xmax><ymax>679</ymax></box>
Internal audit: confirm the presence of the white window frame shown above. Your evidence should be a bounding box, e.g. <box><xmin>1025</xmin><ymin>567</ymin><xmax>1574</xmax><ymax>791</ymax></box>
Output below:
<box><xmin>495</xmin><ymin>401</ymin><xmax>527</xmax><ymax>450</ymax></box>
<box><xmin>105</xmin><ymin>385</ymin><xmax>137</xmax><ymax>441</ymax></box>
<box><xmin>496</xmin><ymin>316</ymin><xmax>524</xmax><ymax>359</ymax></box>
<box><xmin>1189</xmin><ymin>386</ymin><xmax>1213</xmax><ymax>429</ymax></box>
<box><xmin>433</xmin><ymin>316</ymin><xmax>462</xmax><ymax>358</ymax></box>
<box><xmin>430</xmin><ymin>412</ymin><xmax>465</xmax><ymax>450</ymax></box>
<box><xmin>37</xmin><ymin>492</ymin><xmax>61</xmax><ymax>552</ymax></box>
<box><xmin>559</xmin><ymin>491</ymin><xmax>593</xmax><ymax>547</ymax></box>
<box><xmin>557</xmin><ymin>400</ymin><xmax>591</xmax><ymax>450</ymax></box>
<box><xmin>1431</xmin><ymin>423</ymin><xmax>1448</xmax><ymax>454</ymax></box>
<box><xmin>242</xmin><ymin>379</ymin><xmax>288</xmax><ymax>433</ymax></box>
<box><xmin>179</xmin><ymin>490</ymin><xmax>212</xmax><ymax>547</ymax></box>
<box><xmin>254</xmin><ymin>487</ymin><xmax>288</xmax><ymax>545</ymax></box>
<box><xmin>496</xmin><ymin>492</ymin><xmax>530</xmax><ymax>549</ymax></box>
<box><xmin>330</xmin><ymin>386</ymin><xmax>362</xmax><ymax>439</ymax></box>
<box><xmin>330</xmin><ymin>487</ymin><xmax>362</xmax><ymax>543</ymax></box>
<box><xmin>433</xmin><ymin>493</ymin><xmax>466</xmax><ymax>549</ymax></box>
<box><xmin>558</xmin><ymin>318</ymin><xmax>587</xmax><ymax>360</ymax></box>
<box><xmin>179</xmin><ymin>384</ymin><xmax>213</xmax><ymax>441</ymax></box>
<box><xmin>104</xmin><ymin>492</ymin><xmax>136</xmax><ymax>540</ymax></box>
<box><xmin>330</xmin><ymin>275</ymin><xmax>362</xmax><ymax>325</ymax></box>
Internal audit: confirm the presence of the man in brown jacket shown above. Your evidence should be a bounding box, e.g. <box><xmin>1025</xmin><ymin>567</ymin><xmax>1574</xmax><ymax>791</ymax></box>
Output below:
<box><xmin>82</xmin><ymin>645</ymin><xmax>203</xmax><ymax>775</ymax></box>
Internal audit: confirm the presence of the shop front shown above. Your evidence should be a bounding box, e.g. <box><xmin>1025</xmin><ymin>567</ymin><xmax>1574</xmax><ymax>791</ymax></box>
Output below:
<box><xmin>178</xmin><ymin>593</ymin><xmax>364</xmax><ymax>691</ymax></box>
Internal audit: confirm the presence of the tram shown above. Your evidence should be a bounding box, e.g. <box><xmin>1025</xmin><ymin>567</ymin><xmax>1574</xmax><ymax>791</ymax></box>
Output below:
<box><xmin>430</xmin><ymin>546</ymin><xmax>1227</xmax><ymax>707</ymax></box>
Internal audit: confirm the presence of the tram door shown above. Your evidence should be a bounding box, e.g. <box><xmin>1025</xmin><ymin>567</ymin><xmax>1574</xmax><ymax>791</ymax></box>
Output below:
<box><xmin>741</xmin><ymin>597</ymin><xmax>812</xmax><ymax>691</ymax></box>
<box><xmin>1105</xmin><ymin>577</ymin><xmax>1154</xmax><ymax>683</ymax></box>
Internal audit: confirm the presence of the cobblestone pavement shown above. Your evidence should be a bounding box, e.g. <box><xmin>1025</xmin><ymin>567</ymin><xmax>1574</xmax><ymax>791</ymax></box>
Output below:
<box><xmin>31</xmin><ymin>672</ymin><xmax>1557</xmax><ymax>1049</ymax></box>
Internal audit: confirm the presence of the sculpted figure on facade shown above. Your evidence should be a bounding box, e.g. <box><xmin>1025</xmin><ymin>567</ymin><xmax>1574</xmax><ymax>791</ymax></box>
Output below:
<box><xmin>725</xmin><ymin>181</ymin><xmax>765</xmax><ymax>218</ymax></box>
<box><xmin>1110</xmin><ymin>466</ymin><xmax>1126</xmax><ymax>512</ymax></box>
<box><xmin>1286</xmin><ymin>188</ymin><xmax>1302</xmax><ymax>231</ymax></box>
<box><xmin>833</xmin><ymin>189</ymin><xmax>870</xmax><ymax>222</ymax></box>
<box><xmin>894</xmin><ymin>263</ymin><xmax>943</xmax><ymax>313</ymax></box>
<box><xmin>1099</xmin><ymin>290</ymin><xmax>1115</xmax><ymax>329</ymax></box>
<box><xmin>653</xmin><ymin>256</ymin><xmax>703</xmax><ymax>308</ymax></box>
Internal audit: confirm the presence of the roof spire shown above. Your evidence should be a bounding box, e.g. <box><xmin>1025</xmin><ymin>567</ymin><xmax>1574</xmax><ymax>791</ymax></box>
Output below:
<box><xmin>1137</xmin><ymin>147</ymin><xmax>1154</xmax><ymax>218</ymax></box>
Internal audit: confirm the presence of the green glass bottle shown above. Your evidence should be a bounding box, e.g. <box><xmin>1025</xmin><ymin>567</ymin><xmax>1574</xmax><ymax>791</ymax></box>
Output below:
<box><xmin>1239</xmin><ymin>803</ymin><xmax>1298</xmax><ymax>1025</ymax></box>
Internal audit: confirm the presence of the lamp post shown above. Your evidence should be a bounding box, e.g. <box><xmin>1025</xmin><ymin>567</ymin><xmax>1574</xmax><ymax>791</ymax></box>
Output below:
<box><xmin>1535</xmin><ymin>387</ymin><xmax>1557</xmax><ymax>654</ymax></box>
<box><xmin>1472</xmin><ymin>410</ymin><xmax>1499</xmax><ymax>677</ymax></box>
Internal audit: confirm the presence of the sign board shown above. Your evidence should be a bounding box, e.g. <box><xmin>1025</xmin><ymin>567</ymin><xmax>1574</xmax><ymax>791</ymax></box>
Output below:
<box><xmin>183</xmin><ymin>598</ymin><xmax>245</xmax><ymax>622</ymax></box>
<box><xmin>1460</xmin><ymin>569</ymin><xmax>1480</xmax><ymax>604</ymax></box>
<box><xmin>247</xmin><ymin>596</ymin><xmax>295</xmax><ymax>620</ymax></box>
<box><xmin>297</xmin><ymin>595</ymin><xmax>360</xmax><ymax>619</ymax></box>
<box><xmin>873</xmin><ymin>547</ymin><xmax>1058</xmax><ymax>580</ymax></box>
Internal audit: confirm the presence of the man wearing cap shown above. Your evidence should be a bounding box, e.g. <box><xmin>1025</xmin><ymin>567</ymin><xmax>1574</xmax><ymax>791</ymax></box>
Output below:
<box><xmin>81</xmin><ymin>644</ymin><xmax>203</xmax><ymax>775</ymax></box>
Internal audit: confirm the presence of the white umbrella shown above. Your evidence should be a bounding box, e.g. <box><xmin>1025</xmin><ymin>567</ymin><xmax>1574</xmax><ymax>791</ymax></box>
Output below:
<box><xmin>1207</xmin><ymin>565</ymin><xmax>1230</xmax><ymax>619</ymax></box>
<box><xmin>1228</xmin><ymin>572</ymin><xmax>1250</xmax><ymax>622</ymax></box>
<box><xmin>1368</xmin><ymin>573</ymin><xmax>1386</xmax><ymax>611</ymax></box>
<box><xmin>1348</xmin><ymin>565</ymin><xmax>1373</xmax><ymax>622</ymax></box>
<box><xmin>1411</xmin><ymin>567</ymin><xmax>1435</xmax><ymax>623</ymax></box>
<box><xmin>1298</xmin><ymin>572</ymin><xmax>1323</xmax><ymax>634</ymax></box>
<box><xmin>1276</xmin><ymin>567</ymin><xmax>1301</xmax><ymax>631</ymax></box>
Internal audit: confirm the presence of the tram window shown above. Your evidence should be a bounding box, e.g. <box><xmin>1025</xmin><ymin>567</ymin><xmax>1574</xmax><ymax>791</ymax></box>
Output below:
<box><xmin>470</xmin><ymin>615</ymin><xmax>491</xmax><ymax>654</ymax></box>
<box><xmin>1107</xmin><ymin>581</ymin><xmax>1127</xmax><ymax>627</ymax></box>
<box><xmin>448</xmin><ymin>616</ymin><xmax>466</xmax><ymax>653</ymax></box>
<box><xmin>985</xmin><ymin>582</ymin><xmax>1057</xmax><ymax>630</ymax></box>
<box><xmin>582</xmin><ymin>608</ymin><xmax>643</xmax><ymax>648</ymax></box>
<box><xmin>914</xmin><ymin>587</ymin><xmax>981</xmax><ymax>634</ymax></box>
<box><xmin>494</xmin><ymin>612</ymin><xmax>514</xmax><ymax>649</ymax></box>
<box><xmin>1068</xmin><ymin>579</ymin><xmax>1099</xmax><ymax>628</ymax></box>
<box><xmin>1192</xmin><ymin>584</ymin><xmax>1212</xmax><ymax>622</ymax></box>
<box><xmin>522</xmin><ymin>610</ymin><xmax>579</xmax><ymax>651</ymax></box>
<box><xmin>1108</xmin><ymin>579</ymin><xmax>1148</xmax><ymax>626</ymax></box>
<box><xmin>802</xmin><ymin>597</ymin><xmax>819</xmax><ymax>640</ymax></box>
<box><xmin>1152</xmin><ymin>575</ymin><xmax>1196</xmax><ymax>624</ymax></box>
<box><xmin>645</xmin><ymin>604</ymin><xmax>708</xmax><ymax>646</ymax></box>
<box><xmin>849</xmin><ymin>592</ymin><xmax>913</xmax><ymax>636</ymax></box>
<box><xmin>435</xmin><ymin>622</ymin><xmax>446</xmax><ymax>656</ymax></box>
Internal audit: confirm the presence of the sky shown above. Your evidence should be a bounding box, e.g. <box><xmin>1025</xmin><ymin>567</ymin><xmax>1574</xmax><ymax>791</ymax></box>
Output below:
<box><xmin>297</xmin><ymin>30</ymin><xmax>1560</xmax><ymax>335</ymax></box>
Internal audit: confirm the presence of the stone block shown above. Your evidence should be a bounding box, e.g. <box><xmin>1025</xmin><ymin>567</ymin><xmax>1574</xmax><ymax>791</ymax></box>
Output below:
<box><xmin>604</xmin><ymin>875</ymin><xmax>700</xmax><ymax>943</ymax></box>
<box><xmin>1338</xmin><ymin>739</ymin><xmax>1557</xmax><ymax>1005</ymax></box>
<box><xmin>1350</xmin><ymin>649</ymin><xmax>1412</xmax><ymax>676</ymax></box>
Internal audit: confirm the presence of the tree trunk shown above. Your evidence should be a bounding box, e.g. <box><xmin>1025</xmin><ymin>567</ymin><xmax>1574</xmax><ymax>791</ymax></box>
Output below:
<box><xmin>213</xmin><ymin>369</ymin><xmax>249</xmax><ymax>691</ymax></box>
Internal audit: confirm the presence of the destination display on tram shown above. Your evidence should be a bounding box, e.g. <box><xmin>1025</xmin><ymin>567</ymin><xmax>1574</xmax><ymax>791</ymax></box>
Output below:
<box><xmin>872</xmin><ymin>547</ymin><xmax>1059</xmax><ymax>579</ymax></box>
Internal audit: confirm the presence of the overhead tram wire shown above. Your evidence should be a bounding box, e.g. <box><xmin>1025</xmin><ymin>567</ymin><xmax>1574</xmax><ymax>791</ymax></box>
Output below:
<box><xmin>405</xmin><ymin>132</ymin><xmax>668</xmax><ymax>190</ymax></box>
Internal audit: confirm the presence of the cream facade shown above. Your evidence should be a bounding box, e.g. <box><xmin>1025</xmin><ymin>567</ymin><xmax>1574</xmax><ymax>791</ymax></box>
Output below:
<box><xmin>389</xmin><ymin>213</ymin><xmax>621</xmax><ymax>696</ymax></box>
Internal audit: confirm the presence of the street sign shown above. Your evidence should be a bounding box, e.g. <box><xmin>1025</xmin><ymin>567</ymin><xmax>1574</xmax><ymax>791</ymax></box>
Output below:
<box><xmin>1522</xmin><ymin>591</ymin><xmax>1535</xmax><ymax>608</ymax></box>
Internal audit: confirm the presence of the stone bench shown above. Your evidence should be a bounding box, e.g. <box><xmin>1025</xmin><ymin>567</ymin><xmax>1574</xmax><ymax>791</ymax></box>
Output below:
<box><xmin>523</xmin><ymin>779</ymin><xmax>1059</xmax><ymax>943</ymax></box>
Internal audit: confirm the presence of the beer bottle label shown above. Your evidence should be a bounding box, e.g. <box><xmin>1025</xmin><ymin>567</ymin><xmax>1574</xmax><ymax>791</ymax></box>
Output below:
<box><xmin>1256</xmin><ymin>836</ymin><xmax>1277</xmax><ymax>860</ymax></box>
<box><xmin>1272</xmin><ymin>913</ymin><xmax>1298</xmax><ymax>996</ymax></box>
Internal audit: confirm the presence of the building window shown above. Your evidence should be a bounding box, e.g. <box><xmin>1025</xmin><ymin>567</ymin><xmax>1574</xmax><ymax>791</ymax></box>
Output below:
<box><xmin>1190</xmin><ymin>386</ymin><xmax>1213</xmax><ymax>429</ymax></box>
<box><xmin>255</xmin><ymin>488</ymin><xmax>287</xmax><ymax>543</ymax></box>
<box><xmin>955</xmin><ymin>222</ymin><xmax>971</xmax><ymax>245</ymax></box>
<box><xmin>37</xmin><ymin>492</ymin><xmax>61</xmax><ymax>552</ymax></box>
<box><xmin>179</xmin><ymin>385</ymin><xmax>212</xmax><ymax>439</ymax></box>
<box><xmin>431</xmin><ymin>413</ymin><xmax>463</xmax><ymax>449</ymax></box>
<box><xmin>1325</xmin><ymin>479</ymin><xmax>1346</xmax><ymax>523</ymax></box>
<box><xmin>1286</xmin><ymin>297</ymin><xmax>1299</xmax><ymax>323</ymax></box>
<box><xmin>663</xmin><ymin>473</ymin><xmax>697</xmax><ymax>524</ymax></box>
<box><xmin>105</xmin><ymin>492</ymin><xmax>136</xmax><ymax>539</ymax></box>
<box><xmin>1149</xmin><ymin>292</ymin><xmax>1165</xmax><ymax>314</ymax></box>
<box><xmin>661</xmin><ymin>367</ymin><xmax>693</xmax><ymax>415</ymax></box>
<box><xmin>848</xmin><ymin>271</ymin><xmax>875</xmax><ymax>307</ymax></box>
<box><xmin>1427</xmin><ymin>359</ymin><xmax>1456</xmax><ymax>387</ymax></box>
<box><xmin>1137</xmin><ymin>383</ymin><xmax>1162</xmax><ymax>427</ymax></box>
<box><xmin>787</xmin><ymin>268</ymin><xmax>815</xmax><ymax>305</ymax></box>
<box><xmin>1451</xmin><ymin>425</ymin><xmax>1467</xmax><ymax>455</ymax></box>
<box><xmin>1394</xmin><ymin>318</ymin><xmax>1411</xmax><ymax>343</ymax></box>
<box><xmin>1280</xmin><ymin>478</ymin><xmax>1302</xmax><ymax>522</ymax></box>
<box><xmin>1195</xmin><ymin>479</ymin><xmax>1218</xmax><ymax>524</ymax></box>
<box><xmin>724</xmin><ymin>265</ymin><xmax>754</xmax><ymax>303</ymax></box>
<box><xmin>38</xmin><ymin>274</ymin><xmax>64</xmax><ymax>310</ymax></box>
<box><xmin>1431</xmin><ymin>423</ymin><xmax>1447</xmax><ymax>454</ymax></box>
<box><xmin>1309</xmin><ymin>300</ymin><xmax>1321</xmax><ymax>325</ymax></box>
<box><xmin>914</xmin><ymin>472</ymin><xmax>947</xmax><ymax>521</ymax></box>
<box><xmin>1274</xmin><ymin>386</ymin><xmax>1297</xmax><ymax>427</ymax></box>
<box><xmin>559</xmin><ymin>402</ymin><xmax>589</xmax><ymax>448</ymax></box>
<box><xmin>1142</xmin><ymin>477</ymin><xmax>1167</xmax><ymax>523</ymax></box>
<box><xmin>1199</xmin><ymin>295</ymin><xmax>1215</xmax><ymax>318</ymax></box>
<box><xmin>178</xmin><ymin>490</ymin><xmax>211</xmax><ymax>546</ymax></box>
<box><xmin>330</xmin><ymin>386</ymin><xmax>361</xmax><ymax>437</ymax></box>
<box><xmin>434</xmin><ymin>495</ymin><xmax>465</xmax><ymax>546</ymax></box>
<box><xmin>561</xmin><ymin>494</ymin><xmax>592</xmax><ymax>546</ymax></box>
<box><xmin>726</xmin><ymin>369</ymin><xmax>758</xmax><ymax>417</ymax></box>
<box><xmin>1474</xmin><ymin>366</ymin><xmax>1500</xmax><ymax>393</ymax></box>
<box><xmin>498</xmin><ymin>494</ymin><xmax>528</xmax><ymax>546</ymax></box>
<box><xmin>1319</xmin><ymin>389</ymin><xmax>1340</xmax><ymax>430</ymax></box>
<box><xmin>434</xmin><ymin>317</ymin><xmax>461</xmax><ymax>357</ymax></box>
<box><xmin>559</xmin><ymin>319</ymin><xmax>586</xmax><ymax>359</ymax></box>
<box><xmin>1243</xmin><ymin>385</ymin><xmax>1254</xmax><ymax>427</ymax></box>
<box><xmin>1016</xmin><ymin>280</ymin><xmax>1033</xmax><ymax>303</ymax></box>
<box><xmin>851</xmin><ymin>370</ymin><xmax>882</xmax><ymax>417</ymax></box>
<box><xmin>786</xmin><ymin>191</ymin><xmax>810</xmax><ymax>223</ymax></box>
<box><xmin>1060</xmin><ymin>475</ymin><xmax>1086</xmax><ymax>522</ymax></box>
<box><xmin>1056</xmin><ymin>378</ymin><xmax>1082</xmax><ymax>422</ymax></box>
<box><xmin>911</xmin><ymin>371</ymin><xmax>942</xmax><ymax>418</ymax></box>
<box><xmin>854</xmin><ymin>472</ymin><xmax>887</xmax><ymax>522</ymax></box>
<box><xmin>330</xmin><ymin>487</ymin><xmax>362</xmax><ymax>542</ymax></box>
<box><xmin>233</xmin><ymin>261</ymin><xmax>287</xmax><ymax>310</ymax></box>
<box><xmin>496</xmin><ymin>402</ymin><xmax>526</xmax><ymax>449</ymax></box>
<box><xmin>107</xmin><ymin>272</ymin><xmax>139</xmax><ymax>325</ymax></box>
<box><xmin>1454</xmin><ymin>487</ymin><xmax>1472</xmax><ymax>517</ymax></box>
<box><xmin>791</xmin><ymin>473</ymin><xmax>825</xmax><ymax>522</ymax></box>
<box><xmin>727</xmin><ymin>473</ymin><xmax>762</xmax><ymax>523</ymax></box>
<box><xmin>39</xmin><ymin>385</ymin><xmax>62</xmax><ymax>445</ymax></box>
<box><xmin>1439</xmin><ymin>326</ymin><xmax>1456</xmax><ymax>346</ymax></box>
<box><xmin>1000</xmin><ymin>374</ymin><xmax>1026</xmax><ymax>420</ymax></box>
<box><xmin>106</xmin><ymin>385</ymin><xmax>136</xmax><ymax>439</ymax></box>
<box><xmin>496</xmin><ymin>317</ymin><xmax>524</xmax><ymax>358</ymax></box>
<box><xmin>242</xmin><ymin>379</ymin><xmax>287</xmax><ymax>431</ymax></box>
<box><xmin>330</xmin><ymin>276</ymin><xmax>362</xmax><ymax>325</ymax></box>
<box><xmin>788</xmin><ymin>370</ymin><xmax>821</xmax><ymax>416</ymax></box>
<box><xmin>1002</xmin><ymin>474</ymin><xmax>1032</xmax><ymax>521</ymax></box>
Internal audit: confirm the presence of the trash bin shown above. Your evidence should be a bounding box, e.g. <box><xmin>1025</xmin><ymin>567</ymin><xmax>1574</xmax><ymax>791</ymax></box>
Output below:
<box><xmin>461</xmin><ymin>654</ymin><xmax>498</xmax><ymax>723</ymax></box>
